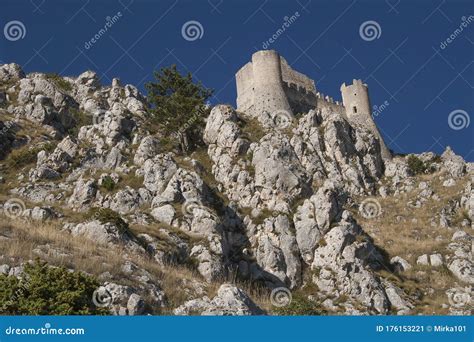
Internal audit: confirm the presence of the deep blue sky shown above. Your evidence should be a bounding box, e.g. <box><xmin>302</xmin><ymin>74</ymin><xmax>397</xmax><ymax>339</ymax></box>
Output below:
<box><xmin>1</xmin><ymin>0</ymin><xmax>473</xmax><ymax>160</ymax></box>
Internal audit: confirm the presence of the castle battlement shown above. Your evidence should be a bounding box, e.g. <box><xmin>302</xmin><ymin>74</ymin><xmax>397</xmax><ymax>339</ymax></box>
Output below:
<box><xmin>235</xmin><ymin>50</ymin><xmax>391</xmax><ymax>160</ymax></box>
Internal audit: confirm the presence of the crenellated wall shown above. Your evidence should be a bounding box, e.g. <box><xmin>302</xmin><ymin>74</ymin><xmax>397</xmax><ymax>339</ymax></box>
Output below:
<box><xmin>236</xmin><ymin>50</ymin><xmax>319</xmax><ymax>117</ymax></box>
<box><xmin>280</xmin><ymin>57</ymin><xmax>316</xmax><ymax>94</ymax></box>
<box><xmin>235</xmin><ymin>50</ymin><xmax>391</xmax><ymax>159</ymax></box>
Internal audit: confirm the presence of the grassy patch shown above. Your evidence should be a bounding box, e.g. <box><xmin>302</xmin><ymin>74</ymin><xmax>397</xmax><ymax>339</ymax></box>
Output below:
<box><xmin>67</xmin><ymin>108</ymin><xmax>92</xmax><ymax>137</ymax></box>
<box><xmin>5</xmin><ymin>142</ymin><xmax>56</xmax><ymax>170</ymax></box>
<box><xmin>45</xmin><ymin>73</ymin><xmax>73</xmax><ymax>92</ymax></box>
<box><xmin>237</xmin><ymin>114</ymin><xmax>267</xmax><ymax>143</ymax></box>
<box><xmin>272</xmin><ymin>293</ymin><xmax>326</xmax><ymax>315</ymax></box>
<box><xmin>88</xmin><ymin>208</ymin><xmax>129</xmax><ymax>236</ymax></box>
<box><xmin>100</xmin><ymin>176</ymin><xmax>116</xmax><ymax>192</ymax></box>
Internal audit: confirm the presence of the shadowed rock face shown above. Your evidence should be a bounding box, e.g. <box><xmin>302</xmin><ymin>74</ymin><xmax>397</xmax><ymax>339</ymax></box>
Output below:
<box><xmin>0</xmin><ymin>62</ymin><xmax>471</xmax><ymax>316</ymax></box>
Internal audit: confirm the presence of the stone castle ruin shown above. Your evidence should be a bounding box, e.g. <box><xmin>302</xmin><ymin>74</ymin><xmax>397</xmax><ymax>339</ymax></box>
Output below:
<box><xmin>235</xmin><ymin>50</ymin><xmax>391</xmax><ymax>159</ymax></box>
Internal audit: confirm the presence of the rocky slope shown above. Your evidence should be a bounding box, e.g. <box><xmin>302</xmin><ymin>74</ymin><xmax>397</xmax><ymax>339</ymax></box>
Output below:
<box><xmin>0</xmin><ymin>63</ymin><xmax>472</xmax><ymax>315</ymax></box>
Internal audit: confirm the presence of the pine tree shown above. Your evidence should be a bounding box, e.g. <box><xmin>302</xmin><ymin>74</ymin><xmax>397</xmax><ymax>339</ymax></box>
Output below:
<box><xmin>146</xmin><ymin>65</ymin><xmax>213</xmax><ymax>153</ymax></box>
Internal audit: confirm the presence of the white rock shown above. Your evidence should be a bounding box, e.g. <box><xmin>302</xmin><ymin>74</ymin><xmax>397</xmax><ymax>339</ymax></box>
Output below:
<box><xmin>416</xmin><ymin>254</ymin><xmax>429</xmax><ymax>266</ymax></box>
<box><xmin>430</xmin><ymin>253</ymin><xmax>443</xmax><ymax>267</ymax></box>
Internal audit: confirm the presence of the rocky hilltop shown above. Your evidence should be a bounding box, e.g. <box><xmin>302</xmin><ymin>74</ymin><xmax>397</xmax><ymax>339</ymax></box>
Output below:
<box><xmin>0</xmin><ymin>62</ymin><xmax>472</xmax><ymax>315</ymax></box>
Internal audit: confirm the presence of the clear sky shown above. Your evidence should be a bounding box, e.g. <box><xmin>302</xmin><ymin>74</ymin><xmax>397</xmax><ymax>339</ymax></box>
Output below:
<box><xmin>1</xmin><ymin>0</ymin><xmax>473</xmax><ymax>160</ymax></box>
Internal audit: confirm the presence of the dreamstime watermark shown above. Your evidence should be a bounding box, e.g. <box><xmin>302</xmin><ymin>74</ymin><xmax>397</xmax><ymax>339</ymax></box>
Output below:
<box><xmin>262</xmin><ymin>11</ymin><xmax>300</xmax><ymax>49</ymax></box>
<box><xmin>3</xmin><ymin>20</ymin><xmax>26</xmax><ymax>41</ymax></box>
<box><xmin>92</xmin><ymin>109</ymin><xmax>109</xmax><ymax>125</ymax></box>
<box><xmin>372</xmin><ymin>100</ymin><xmax>390</xmax><ymax>118</ymax></box>
<box><xmin>92</xmin><ymin>287</ymin><xmax>113</xmax><ymax>307</ymax></box>
<box><xmin>181</xmin><ymin>20</ymin><xmax>204</xmax><ymax>41</ymax></box>
<box><xmin>181</xmin><ymin>199</ymin><xmax>206</xmax><ymax>218</ymax></box>
<box><xmin>84</xmin><ymin>12</ymin><xmax>123</xmax><ymax>50</ymax></box>
<box><xmin>448</xmin><ymin>109</ymin><xmax>470</xmax><ymax>130</ymax></box>
<box><xmin>270</xmin><ymin>287</ymin><xmax>292</xmax><ymax>307</ymax></box>
<box><xmin>0</xmin><ymin>273</ymin><xmax>33</xmax><ymax>310</ymax></box>
<box><xmin>359</xmin><ymin>198</ymin><xmax>381</xmax><ymax>219</ymax></box>
<box><xmin>5</xmin><ymin>323</ymin><xmax>85</xmax><ymax>336</ymax></box>
<box><xmin>3</xmin><ymin>198</ymin><xmax>27</xmax><ymax>219</ymax></box>
<box><xmin>0</xmin><ymin>120</ymin><xmax>16</xmax><ymax>138</ymax></box>
<box><xmin>359</xmin><ymin>20</ymin><xmax>381</xmax><ymax>41</ymax></box>
<box><xmin>178</xmin><ymin>105</ymin><xmax>208</xmax><ymax>134</ymax></box>
<box><xmin>271</xmin><ymin>109</ymin><xmax>293</xmax><ymax>129</ymax></box>
<box><xmin>446</xmin><ymin>287</ymin><xmax>471</xmax><ymax>308</ymax></box>
<box><xmin>440</xmin><ymin>16</ymin><xmax>474</xmax><ymax>50</ymax></box>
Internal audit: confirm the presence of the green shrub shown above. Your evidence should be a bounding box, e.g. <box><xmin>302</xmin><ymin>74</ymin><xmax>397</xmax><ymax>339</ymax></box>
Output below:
<box><xmin>272</xmin><ymin>294</ymin><xmax>326</xmax><ymax>315</ymax></box>
<box><xmin>100</xmin><ymin>176</ymin><xmax>115</xmax><ymax>192</ymax></box>
<box><xmin>0</xmin><ymin>259</ymin><xmax>107</xmax><ymax>315</ymax></box>
<box><xmin>6</xmin><ymin>143</ymin><xmax>56</xmax><ymax>169</ymax></box>
<box><xmin>6</xmin><ymin>148</ymin><xmax>38</xmax><ymax>168</ymax></box>
<box><xmin>407</xmin><ymin>155</ymin><xmax>426</xmax><ymax>175</ymax></box>
<box><xmin>146</xmin><ymin>65</ymin><xmax>213</xmax><ymax>154</ymax></box>
<box><xmin>45</xmin><ymin>73</ymin><xmax>73</xmax><ymax>92</ymax></box>
<box><xmin>88</xmin><ymin>208</ymin><xmax>129</xmax><ymax>235</ymax></box>
<box><xmin>430</xmin><ymin>155</ymin><xmax>442</xmax><ymax>163</ymax></box>
<box><xmin>67</xmin><ymin>108</ymin><xmax>92</xmax><ymax>137</ymax></box>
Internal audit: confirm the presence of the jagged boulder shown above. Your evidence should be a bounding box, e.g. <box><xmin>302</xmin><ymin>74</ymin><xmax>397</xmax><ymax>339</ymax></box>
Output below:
<box><xmin>65</xmin><ymin>220</ymin><xmax>142</xmax><ymax>253</ymax></box>
<box><xmin>190</xmin><ymin>245</ymin><xmax>224</xmax><ymax>282</ymax></box>
<box><xmin>251</xmin><ymin>215</ymin><xmax>301</xmax><ymax>289</ymax></box>
<box><xmin>0</xmin><ymin>63</ymin><xmax>25</xmax><ymax>82</ymax></box>
<box><xmin>109</xmin><ymin>187</ymin><xmax>143</xmax><ymax>215</ymax></box>
<box><xmin>134</xmin><ymin>135</ymin><xmax>160</xmax><ymax>165</ymax></box>
<box><xmin>174</xmin><ymin>284</ymin><xmax>264</xmax><ymax>315</ymax></box>
<box><xmin>68</xmin><ymin>178</ymin><xmax>97</xmax><ymax>210</ymax></box>
<box><xmin>311</xmin><ymin>212</ymin><xmax>389</xmax><ymax>314</ymax></box>
<box><xmin>139</xmin><ymin>153</ymin><xmax>178</xmax><ymax>194</ymax></box>
<box><xmin>441</xmin><ymin>147</ymin><xmax>466</xmax><ymax>178</ymax></box>
<box><xmin>447</xmin><ymin>231</ymin><xmax>473</xmax><ymax>284</ymax></box>
<box><xmin>294</xmin><ymin>180</ymin><xmax>345</xmax><ymax>263</ymax></box>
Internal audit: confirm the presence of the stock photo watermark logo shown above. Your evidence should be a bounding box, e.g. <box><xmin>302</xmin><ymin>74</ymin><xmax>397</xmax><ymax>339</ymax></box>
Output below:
<box><xmin>5</xmin><ymin>322</ymin><xmax>85</xmax><ymax>336</ymax></box>
<box><xmin>440</xmin><ymin>15</ymin><xmax>474</xmax><ymax>50</ymax></box>
<box><xmin>270</xmin><ymin>287</ymin><xmax>292</xmax><ymax>307</ymax></box>
<box><xmin>3</xmin><ymin>20</ymin><xmax>26</xmax><ymax>41</ymax></box>
<box><xmin>181</xmin><ymin>199</ymin><xmax>207</xmax><ymax>218</ymax></box>
<box><xmin>3</xmin><ymin>198</ymin><xmax>27</xmax><ymax>219</ymax></box>
<box><xmin>448</xmin><ymin>109</ymin><xmax>470</xmax><ymax>131</ymax></box>
<box><xmin>359</xmin><ymin>20</ymin><xmax>381</xmax><ymax>41</ymax></box>
<box><xmin>446</xmin><ymin>287</ymin><xmax>471</xmax><ymax>309</ymax></box>
<box><xmin>181</xmin><ymin>20</ymin><xmax>204</xmax><ymax>41</ymax></box>
<box><xmin>271</xmin><ymin>109</ymin><xmax>293</xmax><ymax>129</ymax></box>
<box><xmin>359</xmin><ymin>198</ymin><xmax>381</xmax><ymax>219</ymax></box>
<box><xmin>84</xmin><ymin>12</ymin><xmax>123</xmax><ymax>50</ymax></box>
<box><xmin>262</xmin><ymin>11</ymin><xmax>300</xmax><ymax>49</ymax></box>
<box><xmin>92</xmin><ymin>287</ymin><xmax>113</xmax><ymax>307</ymax></box>
<box><xmin>372</xmin><ymin>100</ymin><xmax>390</xmax><ymax>118</ymax></box>
<box><xmin>93</xmin><ymin>109</ymin><xmax>108</xmax><ymax>125</ymax></box>
<box><xmin>178</xmin><ymin>105</ymin><xmax>207</xmax><ymax>134</ymax></box>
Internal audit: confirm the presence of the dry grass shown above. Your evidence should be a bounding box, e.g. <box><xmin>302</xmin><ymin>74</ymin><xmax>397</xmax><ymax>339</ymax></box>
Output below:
<box><xmin>0</xmin><ymin>215</ymin><xmax>273</xmax><ymax>313</ymax></box>
<box><xmin>355</xmin><ymin>171</ymin><xmax>470</xmax><ymax>314</ymax></box>
<box><xmin>0</xmin><ymin>217</ymin><xmax>203</xmax><ymax>312</ymax></box>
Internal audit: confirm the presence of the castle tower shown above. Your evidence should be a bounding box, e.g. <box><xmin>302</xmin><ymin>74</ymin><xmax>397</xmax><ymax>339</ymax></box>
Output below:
<box><xmin>236</xmin><ymin>50</ymin><xmax>293</xmax><ymax>118</ymax></box>
<box><xmin>340</xmin><ymin>79</ymin><xmax>391</xmax><ymax>160</ymax></box>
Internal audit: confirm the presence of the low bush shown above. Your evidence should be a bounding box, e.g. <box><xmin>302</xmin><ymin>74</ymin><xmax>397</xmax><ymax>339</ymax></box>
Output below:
<box><xmin>272</xmin><ymin>294</ymin><xmax>326</xmax><ymax>315</ymax></box>
<box><xmin>407</xmin><ymin>155</ymin><xmax>426</xmax><ymax>175</ymax></box>
<box><xmin>100</xmin><ymin>176</ymin><xmax>116</xmax><ymax>192</ymax></box>
<box><xmin>45</xmin><ymin>73</ymin><xmax>73</xmax><ymax>92</ymax></box>
<box><xmin>0</xmin><ymin>259</ymin><xmax>107</xmax><ymax>315</ymax></box>
<box><xmin>88</xmin><ymin>208</ymin><xmax>129</xmax><ymax>235</ymax></box>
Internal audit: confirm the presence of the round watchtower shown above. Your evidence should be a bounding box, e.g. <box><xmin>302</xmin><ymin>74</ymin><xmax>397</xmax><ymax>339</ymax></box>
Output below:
<box><xmin>341</xmin><ymin>79</ymin><xmax>391</xmax><ymax>160</ymax></box>
<box><xmin>251</xmin><ymin>50</ymin><xmax>293</xmax><ymax>117</ymax></box>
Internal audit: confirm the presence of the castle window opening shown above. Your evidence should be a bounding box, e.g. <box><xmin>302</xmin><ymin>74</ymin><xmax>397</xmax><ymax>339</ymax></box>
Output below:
<box><xmin>353</xmin><ymin>106</ymin><xmax>357</xmax><ymax>113</ymax></box>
